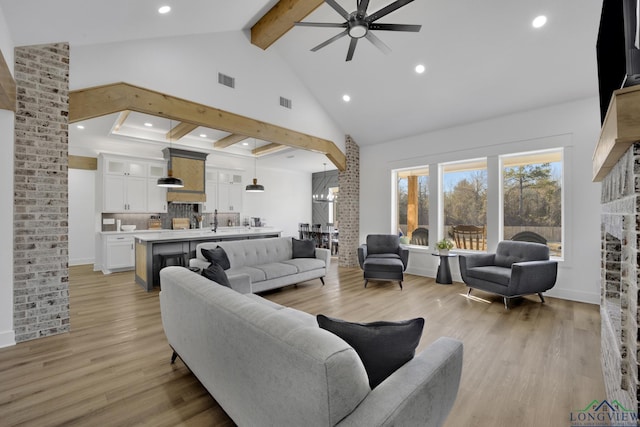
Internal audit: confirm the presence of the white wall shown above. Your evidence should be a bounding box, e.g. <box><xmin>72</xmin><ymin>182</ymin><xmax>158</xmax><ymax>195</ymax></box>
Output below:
<box><xmin>68</xmin><ymin>169</ymin><xmax>96</xmax><ymax>265</ymax></box>
<box><xmin>0</xmin><ymin>4</ymin><xmax>15</xmax><ymax>347</ymax></box>
<box><xmin>360</xmin><ymin>97</ymin><xmax>603</xmax><ymax>304</ymax></box>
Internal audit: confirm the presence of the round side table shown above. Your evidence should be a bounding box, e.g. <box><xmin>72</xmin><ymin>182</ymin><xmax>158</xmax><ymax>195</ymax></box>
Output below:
<box><xmin>431</xmin><ymin>253</ymin><xmax>458</xmax><ymax>284</ymax></box>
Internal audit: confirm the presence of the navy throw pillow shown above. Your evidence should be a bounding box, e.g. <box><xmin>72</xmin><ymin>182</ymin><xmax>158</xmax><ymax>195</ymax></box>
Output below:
<box><xmin>201</xmin><ymin>246</ymin><xmax>231</xmax><ymax>270</ymax></box>
<box><xmin>201</xmin><ymin>263</ymin><xmax>231</xmax><ymax>288</ymax></box>
<box><xmin>317</xmin><ymin>314</ymin><xmax>425</xmax><ymax>389</ymax></box>
<box><xmin>292</xmin><ymin>238</ymin><xmax>316</xmax><ymax>258</ymax></box>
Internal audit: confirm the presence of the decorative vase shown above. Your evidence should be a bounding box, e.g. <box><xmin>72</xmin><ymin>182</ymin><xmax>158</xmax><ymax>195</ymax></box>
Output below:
<box><xmin>439</xmin><ymin>249</ymin><xmax>449</xmax><ymax>255</ymax></box>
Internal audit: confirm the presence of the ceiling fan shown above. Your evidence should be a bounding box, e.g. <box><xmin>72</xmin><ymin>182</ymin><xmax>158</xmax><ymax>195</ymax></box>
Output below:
<box><xmin>295</xmin><ymin>0</ymin><xmax>421</xmax><ymax>61</ymax></box>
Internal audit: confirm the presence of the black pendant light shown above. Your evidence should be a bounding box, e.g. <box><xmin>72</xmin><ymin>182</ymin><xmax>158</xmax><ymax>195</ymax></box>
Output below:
<box><xmin>157</xmin><ymin>120</ymin><xmax>184</xmax><ymax>188</ymax></box>
<box><xmin>246</xmin><ymin>139</ymin><xmax>265</xmax><ymax>192</ymax></box>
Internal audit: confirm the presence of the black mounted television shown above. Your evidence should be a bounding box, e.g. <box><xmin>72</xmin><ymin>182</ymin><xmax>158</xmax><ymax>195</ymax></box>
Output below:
<box><xmin>597</xmin><ymin>0</ymin><xmax>640</xmax><ymax>123</ymax></box>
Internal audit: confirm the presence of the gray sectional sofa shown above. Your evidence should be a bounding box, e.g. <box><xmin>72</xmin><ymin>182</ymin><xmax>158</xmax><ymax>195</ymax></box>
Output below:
<box><xmin>189</xmin><ymin>236</ymin><xmax>330</xmax><ymax>294</ymax></box>
<box><xmin>159</xmin><ymin>266</ymin><xmax>464</xmax><ymax>427</ymax></box>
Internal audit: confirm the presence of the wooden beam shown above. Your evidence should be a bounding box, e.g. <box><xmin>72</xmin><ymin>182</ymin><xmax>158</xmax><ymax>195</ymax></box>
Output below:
<box><xmin>593</xmin><ymin>85</ymin><xmax>640</xmax><ymax>181</ymax></box>
<box><xmin>167</xmin><ymin>122</ymin><xmax>199</xmax><ymax>140</ymax></box>
<box><xmin>407</xmin><ymin>175</ymin><xmax>418</xmax><ymax>237</ymax></box>
<box><xmin>113</xmin><ymin>110</ymin><xmax>130</xmax><ymax>132</ymax></box>
<box><xmin>0</xmin><ymin>49</ymin><xmax>16</xmax><ymax>112</ymax></box>
<box><xmin>69</xmin><ymin>82</ymin><xmax>346</xmax><ymax>170</ymax></box>
<box><xmin>214</xmin><ymin>134</ymin><xmax>249</xmax><ymax>149</ymax></box>
<box><xmin>68</xmin><ymin>155</ymin><xmax>98</xmax><ymax>170</ymax></box>
<box><xmin>253</xmin><ymin>143</ymin><xmax>288</xmax><ymax>156</ymax></box>
<box><xmin>251</xmin><ymin>0</ymin><xmax>324</xmax><ymax>50</ymax></box>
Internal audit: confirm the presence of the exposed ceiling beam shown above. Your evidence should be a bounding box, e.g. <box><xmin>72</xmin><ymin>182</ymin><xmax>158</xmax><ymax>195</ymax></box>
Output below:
<box><xmin>113</xmin><ymin>110</ymin><xmax>130</xmax><ymax>132</ymax></box>
<box><xmin>251</xmin><ymin>0</ymin><xmax>324</xmax><ymax>50</ymax></box>
<box><xmin>0</xmin><ymin>49</ymin><xmax>16</xmax><ymax>112</ymax></box>
<box><xmin>167</xmin><ymin>122</ymin><xmax>199</xmax><ymax>140</ymax></box>
<box><xmin>214</xmin><ymin>133</ymin><xmax>249</xmax><ymax>149</ymax></box>
<box><xmin>69</xmin><ymin>82</ymin><xmax>346</xmax><ymax>171</ymax></box>
<box><xmin>68</xmin><ymin>155</ymin><xmax>97</xmax><ymax>170</ymax></box>
<box><xmin>253</xmin><ymin>143</ymin><xmax>288</xmax><ymax>156</ymax></box>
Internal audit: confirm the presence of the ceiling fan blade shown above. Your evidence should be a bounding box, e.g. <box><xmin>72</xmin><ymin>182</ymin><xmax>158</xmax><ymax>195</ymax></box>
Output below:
<box><xmin>365</xmin><ymin>31</ymin><xmax>391</xmax><ymax>55</ymax></box>
<box><xmin>295</xmin><ymin>21</ymin><xmax>348</xmax><ymax>28</ymax></box>
<box><xmin>366</xmin><ymin>0</ymin><xmax>415</xmax><ymax>23</ymax></box>
<box><xmin>346</xmin><ymin>37</ymin><xmax>358</xmax><ymax>61</ymax></box>
<box><xmin>311</xmin><ymin>29</ymin><xmax>349</xmax><ymax>52</ymax></box>
<box><xmin>324</xmin><ymin>0</ymin><xmax>351</xmax><ymax>21</ymax></box>
<box><xmin>368</xmin><ymin>23</ymin><xmax>421</xmax><ymax>32</ymax></box>
<box><xmin>357</xmin><ymin>0</ymin><xmax>370</xmax><ymax>18</ymax></box>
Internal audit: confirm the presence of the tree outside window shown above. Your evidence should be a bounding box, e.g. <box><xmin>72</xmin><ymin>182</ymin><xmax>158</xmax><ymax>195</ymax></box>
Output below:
<box><xmin>442</xmin><ymin>160</ymin><xmax>487</xmax><ymax>250</ymax></box>
<box><xmin>502</xmin><ymin>149</ymin><xmax>562</xmax><ymax>257</ymax></box>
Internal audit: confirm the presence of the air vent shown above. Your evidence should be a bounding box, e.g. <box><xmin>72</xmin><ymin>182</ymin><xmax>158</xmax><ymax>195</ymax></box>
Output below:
<box><xmin>279</xmin><ymin>96</ymin><xmax>292</xmax><ymax>109</ymax></box>
<box><xmin>218</xmin><ymin>72</ymin><xmax>235</xmax><ymax>89</ymax></box>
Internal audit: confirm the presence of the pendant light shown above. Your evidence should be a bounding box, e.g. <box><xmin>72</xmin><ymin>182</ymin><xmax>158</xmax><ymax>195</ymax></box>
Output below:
<box><xmin>157</xmin><ymin>120</ymin><xmax>184</xmax><ymax>188</ymax></box>
<box><xmin>246</xmin><ymin>139</ymin><xmax>265</xmax><ymax>192</ymax></box>
<box><xmin>313</xmin><ymin>163</ymin><xmax>334</xmax><ymax>203</ymax></box>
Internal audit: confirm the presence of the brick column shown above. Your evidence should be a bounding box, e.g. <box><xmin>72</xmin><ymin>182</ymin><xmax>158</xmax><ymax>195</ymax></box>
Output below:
<box><xmin>13</xmin><ymin>43</ymin><xmax>70</xmax><ymax>342</ymax></box>
<box><xmin>338</xmin><ymin>135</ymin><xmax>359</xmax><ymax>268</ymax></box>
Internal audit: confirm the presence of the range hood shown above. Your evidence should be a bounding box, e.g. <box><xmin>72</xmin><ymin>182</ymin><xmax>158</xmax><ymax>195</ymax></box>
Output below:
<box><xmin>163</xmin><ymin>148</ymin><xmax>208</xmax><ymax>203</ymax></box>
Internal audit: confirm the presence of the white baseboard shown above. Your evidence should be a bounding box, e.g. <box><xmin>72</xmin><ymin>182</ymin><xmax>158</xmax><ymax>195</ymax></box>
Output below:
<box><xmin>0</xmin><ymin>330</ymin><xmax>15</xmax><ymax>348</ymax></box>
<box><xmin>69</xmin><ymin>258</ymin><xmax>95</xmax><ymax>267</ymax></box>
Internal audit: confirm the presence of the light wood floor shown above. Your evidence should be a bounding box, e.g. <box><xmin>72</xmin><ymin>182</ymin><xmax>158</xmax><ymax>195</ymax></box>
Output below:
<box><xmin>0</xmin><ymin>262</ymin><xmax>604</xmax><ymax>426</ymax></box>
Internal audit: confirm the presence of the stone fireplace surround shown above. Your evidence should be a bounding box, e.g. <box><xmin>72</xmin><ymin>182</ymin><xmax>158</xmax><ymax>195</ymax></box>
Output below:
<box><xmin>595</xmin><ymin>85</ymin><xmax>640</xmax><ymax>415</ymax></box>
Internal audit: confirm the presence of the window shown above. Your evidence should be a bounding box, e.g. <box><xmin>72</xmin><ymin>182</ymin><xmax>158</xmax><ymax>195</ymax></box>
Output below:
<box><xmin>396</xmin><ymin>168</ymin><xmax>429</xmax><ymax>246</ymax></box>
<box><xmin>442</xmin><ymin>159</ymin><xmax>487</xmax><ymax>250</ymax></box>
<box><xmin>501</xmin><ymin>149</ymin><xmax>563</xmax><ymax>257</ymax></box>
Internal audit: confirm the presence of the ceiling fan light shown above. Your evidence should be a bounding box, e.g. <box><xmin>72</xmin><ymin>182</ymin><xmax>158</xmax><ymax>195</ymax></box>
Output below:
<box><xmin>349</xmin><ymin>24</ymin><xmax>367</xmax><ymax>38</ymax></box>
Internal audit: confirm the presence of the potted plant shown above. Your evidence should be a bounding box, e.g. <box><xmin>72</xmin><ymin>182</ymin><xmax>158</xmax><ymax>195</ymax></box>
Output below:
<box><xmin>436</xmin><ymin>238</ymin><xmax>454</xmax><ymax>255</ymax></box>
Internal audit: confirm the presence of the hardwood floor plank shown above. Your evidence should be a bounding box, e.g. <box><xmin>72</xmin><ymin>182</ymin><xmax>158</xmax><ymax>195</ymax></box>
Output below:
<box><xmin>0</xmin><ymin>263</ymin><xmax>605</xmax><ymax>426</ymax></box>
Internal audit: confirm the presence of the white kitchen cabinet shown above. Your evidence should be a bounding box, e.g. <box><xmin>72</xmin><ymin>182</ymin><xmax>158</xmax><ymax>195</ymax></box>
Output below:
<box><xmin>105</xmin><ymin>235</ymin><xmax>135</xmax><ymax>271</ymax></box>
<box><xmin>103</xmin><ymin>174</ymin><xmax>147</xmax><ymax>212</ymax></box>
<box><xmin>203</xmin><ymin>168</ymin><xmax>218</xmax><ymax>213</ymax></box>
<box><xmin>105</xmin><ymin>158</ymin><xmax>146</xmax><ymax>177</ymax></box>
<box><xmin>147</xmin><ymin>162</ymin><xmax>167</xmax><ymax>213</ymax></box>
<box><xmin>217</xmin><ymin>171</ymin><xmax>243</xmax><ymax>212</ymax></box>
<box><xmin>218</xmin><ymin>182</ymin><xmax>243</xmax><ymax>212</ymax></box>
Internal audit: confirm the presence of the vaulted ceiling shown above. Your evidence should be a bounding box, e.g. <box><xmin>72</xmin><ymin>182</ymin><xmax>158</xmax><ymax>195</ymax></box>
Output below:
<box><xmin>0</xmin><ymin>0</ymin><xmax>604</xmax><ymax>168</ymax></box>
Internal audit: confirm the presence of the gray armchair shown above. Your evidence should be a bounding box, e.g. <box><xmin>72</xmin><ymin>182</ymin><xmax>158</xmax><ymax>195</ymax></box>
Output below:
<box><xmin>358</xmin><ymin>234</ymin><xmax>409</xmax><ymax>290</ymax></box>
<box><xmin>458</xmin><ymin>240</ymin><xmax>557</xmax><ymax>309</ymax></box>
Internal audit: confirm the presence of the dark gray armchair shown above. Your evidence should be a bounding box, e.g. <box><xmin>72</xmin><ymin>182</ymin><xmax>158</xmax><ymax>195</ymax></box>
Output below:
<box><xmin>358</xmin><ymin>234</ymin><xmax>409</xmax><ymax>290</ymax></box>
<box><xmin>458</xmin><ymin>240</ymin><xmax>557</xmax><ymax>309</ymax></box>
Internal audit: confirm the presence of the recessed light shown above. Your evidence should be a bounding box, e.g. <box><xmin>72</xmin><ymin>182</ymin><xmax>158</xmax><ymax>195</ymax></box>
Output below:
<box><xmin>144</xmin><ymin>122</ymin><xmax>153</xmax><ymax>127</ymax></box>
<box><xmin>242</xmin><ymin>142</ymin><xmax>249</xmax><ymax>146</ymax></box>
<box><xmin>342</xmin><ymin>94</ymin><xmax>351</xmax><ymax>102</ymax></box>
<box><xmin>158</xmin><ymin>6</ymin><xmax>171</xmax><ymax>14</ymax></box>
<box><xmin>415</xmin><ymin>64</ymin><xmax>426</xmax><ymax>74</ymax></box>
<box><xmin>199</xmin><ymin>133</ymin><xmax>207</xmax><ymax>138</ymax></box>
<box><xmin>532</xmin><ymin>15</ymin><xmax>547</xmax><ymax>28</ymax></box>
<box><xmin>76</xmin><ymin>125</ymin><xmax>85</xmax><ymax>130</ymax></box>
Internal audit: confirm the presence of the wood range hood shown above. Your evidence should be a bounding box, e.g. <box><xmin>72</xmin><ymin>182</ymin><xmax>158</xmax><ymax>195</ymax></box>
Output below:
<box><xmin>163</xmin><ymin>148</ymin><xmax>208</xmax><ymax>203</ymax></box>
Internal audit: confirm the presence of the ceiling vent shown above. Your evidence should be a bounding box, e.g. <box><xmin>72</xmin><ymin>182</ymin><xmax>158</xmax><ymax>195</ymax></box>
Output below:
<box><xmin>279</xmin><ymin>96</ymin><xmax>292</xmax><ymax>109</ymax></box>
<box><xmin>218</xmin><ymin>72</ymin><xmax>235</xmax><ymax>89</ymax></box>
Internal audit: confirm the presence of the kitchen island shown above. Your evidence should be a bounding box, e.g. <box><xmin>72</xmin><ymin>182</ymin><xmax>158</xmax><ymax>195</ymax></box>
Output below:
<box><xmin>134</xmin><ymin>227</ymin><xmax>282</xmax><ymax>291</ymax></box>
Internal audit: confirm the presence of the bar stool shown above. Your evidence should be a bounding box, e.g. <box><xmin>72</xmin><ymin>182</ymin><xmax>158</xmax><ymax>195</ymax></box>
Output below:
<box><xmin>159</xmin><ymin>252</ymin><xmax>187</xmax><ymax>268</ymax></box>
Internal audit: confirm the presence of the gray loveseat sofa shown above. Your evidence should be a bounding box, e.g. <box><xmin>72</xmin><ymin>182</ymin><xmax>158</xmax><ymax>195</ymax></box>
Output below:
<box><xmin>160</xmin><ymin>266</ymin><xmax>464</xmax><ymax>427</ymax></box>
<box><xmin>190</xmin><ymin>236</ymin><xmax>330</xmax><ymax>294</ymax></box>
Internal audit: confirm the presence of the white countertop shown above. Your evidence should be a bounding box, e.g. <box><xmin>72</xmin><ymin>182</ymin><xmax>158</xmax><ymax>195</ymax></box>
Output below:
<box><xmin>130</xmin><ymin>227</ymin><xmax>282</xmax><ymax>242</ymax></box>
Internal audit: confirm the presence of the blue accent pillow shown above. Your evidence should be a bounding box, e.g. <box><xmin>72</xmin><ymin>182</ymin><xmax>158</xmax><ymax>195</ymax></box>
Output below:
<box><xmin>201</xmin><ymin>246</ymin><xmax>231</xmax><ymax>270</ymax></box>
<box><xmin>201</xmin><ymin>263</ymin><xmax>231</xmax><ymax>288</ymax></box>
<box><xmin>317</xmin><ymin>314</ymin><xmax>425</xmax><ymax>389</ymax></box>
<box><xmin>292</xmin><ymin>238</ymin><xmax>316</xmax><ymax>258</ymax></box>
